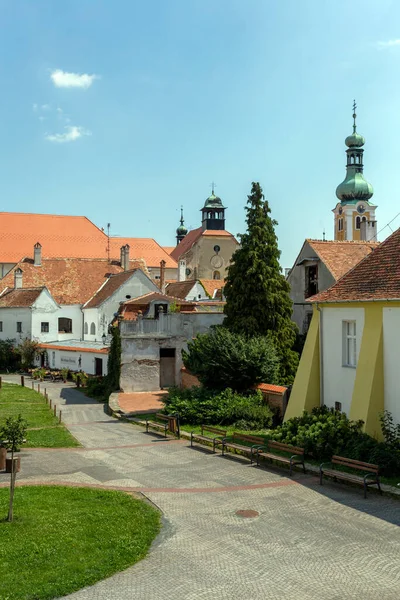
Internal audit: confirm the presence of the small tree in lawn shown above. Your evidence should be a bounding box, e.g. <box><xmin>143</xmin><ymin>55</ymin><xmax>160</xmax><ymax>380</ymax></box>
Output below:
<box><xmin>0</xmin><ymin>415</ymin><xmax>27</xmax><ymax>522</ymax></box>
<box><xmin>223</xmin><ymin>182</ymin><xmax>298</xmax><ymax>384</ymax></box>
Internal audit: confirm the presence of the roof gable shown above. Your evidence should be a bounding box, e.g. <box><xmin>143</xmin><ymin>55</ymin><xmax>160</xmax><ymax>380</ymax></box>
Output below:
<box><xmin>84</xmin><ymin>268</ymin><xmax>159</xmax><ymax>309</ymax></box>
<box><xmin>306</xmin><ymin>239</ymin><xmax>379</xmax><ymax>281</ymax></box>
<box><xmin>170</xmin><ymin>228</ymin><xmax>203</xmax><ymax>261</ymax></box>
<box><xmin>165</xmin><ymin>280</ymin><xmax>197</xmax><ymax>299</ymax></box>
<box><xmin>0</xmin><ymin>287</ymin><xmax>45</xmax><ymax>308</ymax></box>
<box><xmin>309</xmin><ymin>228</ymin><xmax>400</xmax><ymax>303</ymax></box>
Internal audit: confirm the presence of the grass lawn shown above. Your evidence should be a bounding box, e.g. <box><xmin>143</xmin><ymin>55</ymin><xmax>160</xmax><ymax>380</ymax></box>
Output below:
<box><xmin>0</xmin><ymin>486</ymin><xmax>160</xmax><ymax>600</ymax></box>
<box><xmin>0</xmin><ymin>383</ymin><xmax>79</xmax><ymax>448</ymax></box>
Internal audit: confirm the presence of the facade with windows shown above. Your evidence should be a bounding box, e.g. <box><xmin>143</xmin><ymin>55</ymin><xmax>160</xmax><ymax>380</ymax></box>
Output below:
<box><xmin>285</xmin><ymin>227</ymin><xmax>400</xmax><ymax>438</ymax></box>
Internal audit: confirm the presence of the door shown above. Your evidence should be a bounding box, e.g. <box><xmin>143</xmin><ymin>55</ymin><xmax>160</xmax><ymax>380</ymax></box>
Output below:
<box><xmin>160</xmin><ymin>348</ymin><xmax>175</xmax><ymax>388</ymax></box>
<box><xmin>95</xmin><ymin>358</ymin><xmax>103</xmax><ymax>376</ymax></box>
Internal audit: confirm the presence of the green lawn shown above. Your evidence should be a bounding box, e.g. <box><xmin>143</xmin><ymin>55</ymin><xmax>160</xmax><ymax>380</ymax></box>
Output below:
<box><xmin>0</xmin><ymin>486</ymin><xmax>161</xmax><ymax>600</ymax></box>
<box><xmin>0</xmin><ymin>383</ymin><xmax>79</xmax><ymax>448</ymax></box>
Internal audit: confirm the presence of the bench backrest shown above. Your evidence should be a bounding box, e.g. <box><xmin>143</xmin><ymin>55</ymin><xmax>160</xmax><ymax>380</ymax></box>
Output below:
<box><xmin>155</xmin><ymin>413</ymin><xmax>169</xmax><ymax>422</ymax></box>
<box><xmin>232</xmin><ymin>432</ymin><xmax>265</xmax><ymax>445</ymax></box>
<box><xmin>268</xmin><ymin>440</ymin><xmax>304</xmax><ymax>455</ymax></box>
<box><xmin>332</xmin><ymin>455</ymin><xmax>379</xmax><ymax>473</ymax></box>
<box><xmin>201</xmin><ymin>425</ymin><xmax>227</xmax><ymax>437</ymax></box>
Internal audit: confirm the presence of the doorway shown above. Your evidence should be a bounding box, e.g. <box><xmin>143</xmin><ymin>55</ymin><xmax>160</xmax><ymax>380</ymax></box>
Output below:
<box><xmin>160</xmin><ymin>348</ymin><xmax>176</xmax><ymax>389</ymax></box>
<box><xmin>95</xmin><ymin>357</ymin><xmax>103</xmax><ymax>376</ymax></box>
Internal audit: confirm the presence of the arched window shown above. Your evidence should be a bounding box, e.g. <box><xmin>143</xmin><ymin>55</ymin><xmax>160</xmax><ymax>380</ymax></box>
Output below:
<box><xmin>90</xmin><ymin>322</ymin><xmax>96</xmax><ymax>335</ymax></box>
<box><xmin>58</xmin><ymin>317</ymin><xmax>72</xmax><ymax>333</ymax></box>
<box><xmin>208</xmin><ymin>211</ymin><xmax>213</xmax><ymax>219</ymax></box>
<box><xmin>355</xmin><ymin>216</ymin><xmax>361</xmax><ymax>230</ymax></box>
<box><xmin>84</xmin><ymin>322</ymin><xmax>88</xmax><ymax>335</ymax></box>
<box><xmin>213</xmin><ymin>271</ymin><xmax>221</xmax><ymax>280</ymax></box>
<box><xmin>362</xmin><ymin>216</ymin><xmax>366</xmax><ymax>222</ymax></box>
<box><xmin>338</xmin><ymin>218</ymin><xmax>343</xmax><ymax>232</ymax></box>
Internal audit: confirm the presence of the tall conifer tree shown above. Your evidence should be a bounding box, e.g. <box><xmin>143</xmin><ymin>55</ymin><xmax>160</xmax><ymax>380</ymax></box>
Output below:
<box><xmin>223</xmin><ymin>182</ymin><xmax>298</xmax><ymax>383</ymax></box>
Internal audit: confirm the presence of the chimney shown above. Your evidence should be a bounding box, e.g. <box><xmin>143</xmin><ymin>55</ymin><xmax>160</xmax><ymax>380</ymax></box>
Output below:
<box><xmin>34</xmin><ymin>242</ymin><xmax>42</xmax><ymax>266</ymax></box>
<box><xmin>120</xmin><ymin>245</ymin><xmax>125</xmax><ymax>267</ymax></box>
<box><xmin>360</xmin><ymin>220</ymin><xmax>367</xmax><ymax>241</ymax></box>
<box><xmin>159</xmin><ymin>260</ymin><xmax>166</xmax><ymax>294</ymax></box>
<box><xmin>124</xmin><ymin>244</ymin><xmax>130</xmax><ymax>271</ymax></box>
<box><xmin>178</xmin><ymin>259</ymin><xmax>186</xmax><ymax>282</ymax></box>
<box><xmin>14</xmin><ymin>268</ymin><xmax>23</xmax><ymax>289</ymax></box>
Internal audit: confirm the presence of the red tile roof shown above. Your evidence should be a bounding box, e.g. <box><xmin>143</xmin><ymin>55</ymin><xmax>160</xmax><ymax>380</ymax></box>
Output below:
<box><xmin>165</xmin><ymin>280</ymin><xmax>197</xmax><ymax>299</ymax></box>
<box><xmin>257</xmin><ymin>383</ymin><xmax>288</xmax><ymax>394</ymax></box>
<box><xmin>163</xmin><ymin>246</ymin><xmax>176</xmax><ymax>255</ymax></box>
<box><xmin>200</xmin><ymin>279</ymin><xmax>225</xmax><ymax>298</ymax></box>
<box><xmin>0</xmin><ymin>287</ymin><xmax>45</xmax><ymax>307</ymax></box>
<box><xmin>309</xmin><ymin>228</ymin><xmax>400</xmax><ymax>302</ymax></box>
<box><xmin>123</xmin><ymin>292</ymin><xmax>194</xmax><ymax>306</ymax></box>
<box><xmin>0</xmin><ymin>258</ymin><xmax>147</xmax><ymax>305</ymax></box>
<box><xmin>0</xmin><ymin>212</ymin><xmax>108</xmax><ymax>262</ymax></box>
<box><xmin>83</xmin><ymin>270</ymin><xmax>140</xmax><ymax>308</ymax></box>
<box><xmin>306</xmin><ymin>239</ymin><xmax>379</xmax><ymax>281</ymax></box>
<box><xmin>109</xmin><ymin>237</ymin><xmax>177</xmax><ymax>269</ymax></box>
<box><xmin>170</xmin><ymin>228</ymin><xmax>238</xmax><ymax>261</ymax></box>
<box><xmin>38</xmin><ymin>343</ymin><xmax>108</xmax><ymax>354</ymax></box>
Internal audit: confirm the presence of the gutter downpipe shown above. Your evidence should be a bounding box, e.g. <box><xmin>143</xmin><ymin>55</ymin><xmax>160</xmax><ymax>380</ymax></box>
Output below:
<box><xmin>316</xmin><ymin>303</ymin><xmax>324</xmax><ymax>407</ymax></box>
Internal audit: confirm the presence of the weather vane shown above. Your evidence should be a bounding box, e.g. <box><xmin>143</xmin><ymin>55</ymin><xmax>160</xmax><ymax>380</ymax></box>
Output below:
<box><xmin>352</xmin><ymin>99</ymin><xmax>357</xmax><ymax>133</ymax></box>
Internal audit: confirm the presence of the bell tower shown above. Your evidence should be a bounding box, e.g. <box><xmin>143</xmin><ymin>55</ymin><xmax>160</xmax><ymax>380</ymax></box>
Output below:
<box><xmin>333</xmin><ymin>102</ymin><xmax>377</xmax><ymax>241</ymax></box>
<box><xmin>201</xmin><ymin>184</ymin><xmax>226</xmax><ymax>231</ymax></box>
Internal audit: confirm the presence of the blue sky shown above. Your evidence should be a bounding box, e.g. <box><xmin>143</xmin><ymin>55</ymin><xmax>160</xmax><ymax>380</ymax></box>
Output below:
<box><xmin>0</xmin><ymin>0</ymin><xmax>399</xmax><ymax>268</ymax></box>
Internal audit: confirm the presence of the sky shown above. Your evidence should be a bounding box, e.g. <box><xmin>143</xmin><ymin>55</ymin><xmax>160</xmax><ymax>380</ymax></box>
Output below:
<box><xmin>0</xmin><ymin>0</ymin><xmax>400</xmax><ymax>268</ymax></box>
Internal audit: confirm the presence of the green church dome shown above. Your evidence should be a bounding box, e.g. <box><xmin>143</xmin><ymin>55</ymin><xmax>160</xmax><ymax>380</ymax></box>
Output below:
<box><xmin>204</xmin><ymin>192</ymin><xmax>224</xmax><ymax>209</ymax></box>
<box><xmin>336</xmin><ymin>173</ymin><xmax>374</xmax><ymax>201</ymax></box>
<box><xmin>345</xmin><ymin>132</ymin><xmax>365</xmax><ymax>148</ymax></box>
<box><xmin>176</xmin><ymin>223</ymin><xmax>188</xmax><ymax>236</ymax></box>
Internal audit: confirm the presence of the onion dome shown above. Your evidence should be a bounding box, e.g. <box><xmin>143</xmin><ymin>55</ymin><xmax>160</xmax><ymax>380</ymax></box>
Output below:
<box><xmin>176</xmin><ymin>207</ymin><xmax>188</xmax><ymax>242</ymax></box>
<box><xmin>204</xmin><ymin>192</ymin><xmax>224</xmax><ymax>209</ymax></box>
<box><xmin>336</xmin><ymin>173</ymin><xmax>374</xmax><ymax>201</ymax></box>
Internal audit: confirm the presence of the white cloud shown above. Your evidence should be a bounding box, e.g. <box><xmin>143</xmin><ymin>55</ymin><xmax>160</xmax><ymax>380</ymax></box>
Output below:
<box><xmin>45</xmin><ymin>125</ymin><xmax>91</xmax><ymax>143</ymax></box>
<box><xmin>50</xmin><ymin>69</ymin><xmax>99</xmax><ymax>89</ymax></box>
<box><xmin>56</xmin><ymin>107</ymin><xmax>63</xmax><ymax>113</ymax></box>
<box><xmin>376</xmin><ymin>39</ymin><xmax>400</xmax><ymax>48</ymax></box>
<box><xmin>32</xmin><ymin>103</ymin><xmax>38</xmax><ymax>111</ymax></box>
<box><xmin>41</xmin><ymin>103</ymin><xmax>51</xmax><ymax>110</ymax></box>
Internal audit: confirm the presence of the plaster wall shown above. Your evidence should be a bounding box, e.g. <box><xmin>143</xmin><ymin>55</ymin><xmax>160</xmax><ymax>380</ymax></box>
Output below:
<box><xmin>321</xmin><ymin>306</ymin><xmax>364</xmax><ymax>415</ymax></box>
<box><xmin>0</xmin><ymin>263</ymin><xmax>16</xmax><ymax>278</ymax></box>
<box><xmin>383</xmin><ymin>307</ymin><xmax>400</xmax><ymax>424</ymax></box>
<box><xmin>184</xmin><ymin>235</ymin><xmax>238</xmax><ymax>280</ymax></box>
<box><xmin>38</xmin><ymin>348</ymin><xmax>108</xmax><ymax>375</ymax></box>
<box><xmin>0</xmin><ymin>307</ymin><xmax>32</xmax><ymax>341</ymax></box>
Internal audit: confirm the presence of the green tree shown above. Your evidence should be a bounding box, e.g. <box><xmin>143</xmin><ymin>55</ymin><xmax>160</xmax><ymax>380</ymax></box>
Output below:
<box><xmin>106</xmin><ymin>326</ymin><xmax>121</xmax><ymax>394</ymax></box>
<box><xmin>182</xmin><ymin>327</ymin><xmax>278</xmax><ymax>391</ymax></box>
<box><xmin>15</xmin><ymin>338</ymin><xmax>39</xmax><ymax>370</ymax></box>
<box><xmin>223</xmin><ymin>182</ymin><xmax>298</xmax><ymax>384</ymax></box>
<box><xmin>0</xmin><ymin>415</ymin><xmax>27</xmax><ymax>522</ymax></box>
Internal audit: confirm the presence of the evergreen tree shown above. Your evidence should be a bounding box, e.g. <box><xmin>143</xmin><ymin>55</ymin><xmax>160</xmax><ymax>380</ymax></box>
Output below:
<box><xmin>106</xmin><ymin>326</ymin><xmax>121</xmax><ymax>393</ymax></box>
<box><xmin>223</xmin><ymin>182</ymin><xmax>298</xmax><ymax>384</ymax></box>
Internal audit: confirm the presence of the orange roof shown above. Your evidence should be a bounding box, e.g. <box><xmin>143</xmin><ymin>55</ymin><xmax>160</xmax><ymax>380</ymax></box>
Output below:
<box><xmin>165</xmin><ymin>280</ymin><xmax>197</xmax><ymax>299</ymax></box>
<box><xmin>0</xmin><ymin>212</ymin><xmax>108</xmax><ymax>262</ymax></box>
<box><xmin>0</xmin><ymin>287</ymin><xmax>45</xmax><ymax>307</ymax></box>
<box><xmin>310</xmin><ymin>227</ymin><xmax>400</xmax><ymax>303</ymax></box>
<box><xmin>109</xmin><ymin>237</ymin><xmax>177</xmax><ymax>269</ymax></box>
<box><xmin>171</xmin><ymin>228</ymin><xmax>237</xmax><ymax>261</ymax></box>
<box><xmin>257</xmin><ymin>383</ymin><xmax>287</xmax><ymax>394</ymax></box>
<box><xmin>83</xmin><ymin>270</ymin><xmax>140</xmax><ymax>308</ymax></box>
<box><xmin>200</xmin><ymin>279</ymin><xmax>225</xmax><ymax>298</ymax></box>
<box><xmin>163</xmin><ymin>246</ymin><xmax>175</xmax><ymax>255</ymax></box>
<box><xmin>306</xmin><ymin>239</ymin><xmax>379</xmax><ymax>281</ymax></box>
<box><xmin>38</xmin><ymin>343</ymin><xmax>108</xmax><ymax>354</ymax></box>
<box><xmin>0</xmin><ymin>258</ymin><xmax>147</xmax><ymax>305</ymax></box>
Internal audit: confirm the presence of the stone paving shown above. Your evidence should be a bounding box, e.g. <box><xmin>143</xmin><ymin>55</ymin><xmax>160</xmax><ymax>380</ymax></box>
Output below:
<box><xmin>1</xmin><ymin>376</ymin><xmax>400</xmax><ymax>599</ymax></box>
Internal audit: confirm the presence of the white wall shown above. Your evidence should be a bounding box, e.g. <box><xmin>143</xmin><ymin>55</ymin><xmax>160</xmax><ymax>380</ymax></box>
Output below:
<box><xmin>0</xmin><ymin>263</ymin><xmax>16</xmax><ymax>278</ymax></box>
<box><xmin>83</xmin><ymin>270</ymin><xmax>159</xmax><ymax>342</ymax></box>
<box><xmin>383</xmin><ymin>307</ymin><xmax>400</xmax><ymax>425</ymax></box>
<box><xmin>0</xmin><ymin>307</ymin><xmax>32</xmax><ymax>341</ymax></box>
<box><xmin>322</xmin><ymin>306</ymin><xmax>364</xmax><ymax>415</ymax></box>
<box><xmin>44</xmin><ymin>348</ymin><xmax>108</xmax><ymax>375</ymax></box>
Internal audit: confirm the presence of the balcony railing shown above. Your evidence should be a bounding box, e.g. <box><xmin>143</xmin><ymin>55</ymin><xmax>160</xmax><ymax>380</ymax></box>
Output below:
<box><xmin>121</xmin><ymin>314</ymin><xmax>172</xmax><ymax>337</ymax></box>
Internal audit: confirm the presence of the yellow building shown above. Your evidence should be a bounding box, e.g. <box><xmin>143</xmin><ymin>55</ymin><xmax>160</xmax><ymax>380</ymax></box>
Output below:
<box><xmin>285</xmin><ymin>227</ymin><xmax>400</xmax><ymax>439</ymax></box>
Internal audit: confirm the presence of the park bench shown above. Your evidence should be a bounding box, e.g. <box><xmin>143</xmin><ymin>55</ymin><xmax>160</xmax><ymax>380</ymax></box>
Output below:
<box><xmin>222</xmin><ymin>433</ymin><xmax>265</xmax><ymax>464</ymax></box>
<box><xmin>256</xmin><ymin>440</ymin><xmax>305</xmax><ymax>476</ymax></box>
<box><xmin>319</xmin><ymin>455</ymin><xmax>382</xmax><ymax>498</ymax></box>
<box><xmin>190</xmin><ymin>425</ymin><xmax>227</xmax><ymax>453</ymax></box>
<box><xmin>145</xmin><ymin>413</ymin><xmax>180</xmax><ymax>438</ymax></box>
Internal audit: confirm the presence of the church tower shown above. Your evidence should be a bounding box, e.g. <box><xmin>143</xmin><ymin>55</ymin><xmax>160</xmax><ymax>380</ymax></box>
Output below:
<box><xmin>176</xmin><ymin>206</ymin><xmax>188</xmax><ymax>245</ymax></box>
<box><xmin>201</xmin><ymin>185</ymin><xmax>226</xmax><ymax>231</ymax></box>
<box><xmin>333</xmin><ymin>102</ymin><xmax>377</xmax><ymax>241</ymax></box>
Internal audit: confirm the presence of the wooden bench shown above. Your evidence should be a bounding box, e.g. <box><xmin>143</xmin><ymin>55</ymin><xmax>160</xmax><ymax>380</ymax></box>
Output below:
<box><xmin>256</xmin><ymin>440</ymin><xmax>305</xmax><ymax>476</ymax></box>
<box><xmin>190</xmin><ymin>425</ymin><xmax>227</xmax><ymax>453</ymax></box>
<box><xmin>319</xmin><ymin>455</ymin><xmax>382</xmax><ymax>498</ymax></box>
<box><xmin>222</xmin><ymin>433</ymin><xmax>265</xmax><ymax>464</ymax></box>
<box><xmin>145</xmin><ymin>413</ymin><xmax>173</xmax><ymax>438</ymax></box>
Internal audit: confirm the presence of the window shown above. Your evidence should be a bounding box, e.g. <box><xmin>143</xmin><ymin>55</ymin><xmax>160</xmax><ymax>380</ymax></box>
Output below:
<box><xmin>335</xmin><ymin>402</ymin><xmax>342</xmax><ymax>412</ymax></box>
<box><xmin>16</xmin><ymin>322</ymin><xmax>22</xmax><ymax>333</ymax></box>
<box><xmin>305</xmin><ymin>265</ymin><xmax>318</xmax><ymax>298</ymax></box>
<box><xmin>343</xmin><ymin>321</ymin><xmax>357</xmax><ymax>367</ymax></box>
<box><xmin>0</xmin><ymin>321</ymin><xmax>2</xmax><ymax>332</ymax></box>
<box><xmin>41</xmin><ymin>322</ymin><xmax>49</xmax><ymax>333</ymax></box>
<box><xmin>213</xmin><ymin>271</ymin><xmax>221</xmax><ymax>280</ymax></box>
<box><xmin>84</xmin><ymin>322</ymin><xmax>88</xmax><ymax>335</ymax></box>
<box><xmin>58</xmin><ymin>317</ymin><xmax>72</xmax><ymax>333</ymax></box>
<box><xmin>90</xmin><ymin>322</ymin><xmax>96</xmax><ymax>335</ymax></box>
<box><xmin>355</xmin><ymin>216</ymin><xmax>361</xmax><ymax>230</ymax></box>
<box><xmin>338</xmin><ymin>218</ymin><xmax>343</xmax><ymax>231</ymax></box>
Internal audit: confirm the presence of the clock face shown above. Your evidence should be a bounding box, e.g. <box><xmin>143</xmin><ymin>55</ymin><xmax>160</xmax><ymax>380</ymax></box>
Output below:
<box><xmin>210</xmin><ymin>255</ymin><xmax>223</xmax><ymax>269</ymax></box>
<box><xmin>357</xmin><ymin>204</ymin><xmax>366</xmax><ymax>214</ymax></box>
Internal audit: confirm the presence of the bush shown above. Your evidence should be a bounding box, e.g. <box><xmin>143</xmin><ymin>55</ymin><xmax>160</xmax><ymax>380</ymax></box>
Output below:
<box><xmin>271</xmin><ymin>407</ymin><xmax>400</xmax><ymax>477</ymax></box>
<box><xmin>86</xmin><ymin>377</ymin><xmax>109</xmax><ymax>402</ymax></box>
<box><xmin>15</xmin><ymin>339</ymin><xmax>39</xmax><ymax>370</ymax></box>
<box><xmin>164</xmin><ymin>386</ymin><xmax>273</xmax><ymax>429</ymax></box>
<box><xmin>182</xmin><ymin>327</ymin><xmax>279</xmax><ymax>391</ymax></box>
<box><xmin>0</xmin><ymin>339</ymin><xmax>20</xmax><ymax>371</ymax></box>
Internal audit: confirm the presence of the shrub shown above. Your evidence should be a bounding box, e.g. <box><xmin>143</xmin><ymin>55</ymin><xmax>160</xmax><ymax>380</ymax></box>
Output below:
<box><xmin>14</xmin><ymin>339</ymin><xmax>39</xmax><ymax>370</ymax></box>
<box><xmin>61</xmin><ymin>368</ymin><xmax>69</xmax><ymax>381</ymax></box>
<box><xmin>72</xmin><ymin>371</ymin><xmax>88</xmax><ymax>387</ymax></box>
<box><xmin>86</xmin><ymin>377</ymin><xmax>109</xmax><ymax>402</ymax></box>
<box><xmin>182</xmin><ymin>327</ymin><xmax>279</xmax><ymax>391</ymax></box>
<box><xmin>0</xmin><ymin>339</ymin><xmax>20</xmax><ymax>371</ymax></box>
<box><xmin>164</xmin><ymin>386</ymin><xmax>273</xmax><ymax>429</ymax></box>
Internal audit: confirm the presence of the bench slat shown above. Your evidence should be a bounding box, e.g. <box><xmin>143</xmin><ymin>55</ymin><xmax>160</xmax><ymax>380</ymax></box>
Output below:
<box><xmin>268</xmin><ymin>441</ymin><xmax>304</xmax><ymax>455</ymax></box>
<box><xmin>232</xmin><ymin>433</ymin><xmax>264</xmax><ymax>444</ymax></box>
<box><xmin>201</xmin><ymin>425</ymin><xmax>227</xmax><ymax>436</ymax></box>
<box><xmin>332</xmin><ymin>456</ymin><xmax>379</xmax><ymax>472</ymax></box>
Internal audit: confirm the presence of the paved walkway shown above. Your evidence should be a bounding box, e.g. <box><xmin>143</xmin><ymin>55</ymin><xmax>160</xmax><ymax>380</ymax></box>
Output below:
<box><xmin>1</xmin><ymin>376</ymin><xmax>400</xmax><ymax>600</ymax></box>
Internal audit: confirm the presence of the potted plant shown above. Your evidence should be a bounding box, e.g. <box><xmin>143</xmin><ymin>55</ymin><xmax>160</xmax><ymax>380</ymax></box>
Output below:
<box><xmin>61</xmin><ymin>367</ymin><xmax>69</xmax><ymax>383</ymax></box>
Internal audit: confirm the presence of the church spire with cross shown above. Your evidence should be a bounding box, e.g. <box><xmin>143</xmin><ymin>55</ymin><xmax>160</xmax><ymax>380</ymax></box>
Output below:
<box><xmin>176</xmin><ymin>206</ymin><xmax>188</xmax><ymax>245</ymax></box>
<box><xmin>333</xmin><ymin>102</ymin><xmax>377</xmax><ymax>241</ymax></box>
<box><xmin>201</xmin><ymin>182</ymin><xmax>226</xmax><ymax>231</ymax></box>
